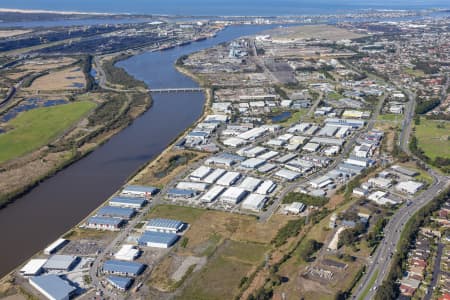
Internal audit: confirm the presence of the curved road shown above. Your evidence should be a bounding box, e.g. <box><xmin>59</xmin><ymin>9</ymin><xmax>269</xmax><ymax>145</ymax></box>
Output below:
<box><xmin>353</xmin><ymin>89</ymin><xmax>450</xmax><ymax>299</ymax></box>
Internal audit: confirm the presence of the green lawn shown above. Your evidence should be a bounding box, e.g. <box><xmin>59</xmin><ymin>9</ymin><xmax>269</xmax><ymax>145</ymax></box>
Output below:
<box><xmin>0</xmin><ymin>101</ymin><xmax>95</xmax><ymax>163</ymax></box>
<box><xmin>415</xmin><ymin>118</ymin><xmax>450</xmax><ymax>160</ymax></box>
<box><xmin>327</xmin><ymin>91</ymin><xmax>342</xmax><ymax>100</ymax></box>
<box><xmin>146</xmin><ymin>204</ymin><xmax>205</xmax><ymax>224</ymax></box>
<box><xmin>377</xmin><ymin>113</ymin><xmax>402</xmax><ymax>122</ymax></box>
<box><xmin>279</xmin><ymin>109</ymin><xmax>308</xmax><ymax>126</ymax></box>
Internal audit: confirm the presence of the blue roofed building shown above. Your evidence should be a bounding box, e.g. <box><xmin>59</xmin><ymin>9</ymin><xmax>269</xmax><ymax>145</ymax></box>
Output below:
<box><xmin>102</xmin><ymin>260</ymin><xmax>145</xmax><ymax>277</ymax></box>
<box><xmin>85</xmin><ymin>216</ymin><xmax>124</xmax><ymax>231</ymax></box>
<box><xmin>106</xmin><ymin>276</ymin><xmax>134</xmax><ymax>291</ymax></box>
<box><xmin>167</xmin><ymin>188</ymin><xmax>196</xmax><ymax>199</ymax></box>
<box><xmin>145</xmin><ymin>218</ymin><xmax>185</xmax><ymax>233</ymax></box>
<box><xmin>109</xmin><ymin>196</ymin><xmax>147</xmax><ymax>209</ymax></box>
<box><xmin>138</xmin><ymin>231</ymin><xmax>180</xmax><ymax>248</ymax></box>
<box><xmin>97</xmin><ymin>206</ymin><xmax>136</xmax><ymax>219</ymax></box>
<box><xmin>121</xmin><ymin>185</ymin><xmax>159</xmax><ymax>198</ymax></box>
<box><xmin>29</xmin><ymin>275</ymin><xmax>76</xmax><ymax>300</ymax></box>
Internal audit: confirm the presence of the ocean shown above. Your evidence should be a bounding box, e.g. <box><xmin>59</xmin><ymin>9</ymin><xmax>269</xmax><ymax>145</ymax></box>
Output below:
<box><xmin>0</xmin><ymin>0</ymin><xmax>449</xmax><ymax>16</ymax></box>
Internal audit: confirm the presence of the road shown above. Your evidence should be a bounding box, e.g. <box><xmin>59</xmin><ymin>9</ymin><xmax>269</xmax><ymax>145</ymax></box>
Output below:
<box><xmin>424</xmin><ymin>242</ymin><xmax>444</xmax><ymax>300</ymax></box>
<box><xmin>353</xmin><ymin>88</ymin><xmax>450</xmax><ymax>300</ymax></box>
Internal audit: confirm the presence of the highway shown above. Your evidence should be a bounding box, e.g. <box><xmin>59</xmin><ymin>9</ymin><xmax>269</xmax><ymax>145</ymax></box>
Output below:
<box><xmin>352</xmin><ymin>88</ymin><xmax>450</xmax><ymax>300</ymax></box>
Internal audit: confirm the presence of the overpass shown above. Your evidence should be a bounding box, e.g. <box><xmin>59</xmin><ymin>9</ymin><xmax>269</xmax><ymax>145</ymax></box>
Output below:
<box><xmin>148</xmin><ymin>87</ymin><xmax>204</xmax><ymax>93</ymax></box>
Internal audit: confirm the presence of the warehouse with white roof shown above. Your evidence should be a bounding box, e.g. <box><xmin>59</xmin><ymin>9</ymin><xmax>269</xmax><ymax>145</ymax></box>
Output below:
<box><xmin>256</xmin><ymin>180</ymin><xmax>277</xmax><ymax>195</ymax></box>
<box><xmin>20</xmin><ymin>259</ymin><xmax>47</xmax><ymax>277</ymax></box>
<box><xmin>216</xmin><ymin>171</ymin><xmax>241</xmax><ymax>186</ymax></box>
<box><xmin>200</xmin><ymin>185</ymin><xmax>225</xmax><ymax>203</ymax></box>
<box><xmin>145</xmin><ymin>218</ymin><xmax>185</xmax><ymax>233</ymax></box>
<box><xmin>203</xmin><ymin>168</ymin><xmax>226</xmax><ymax>184</ymax></box>
<box><xmin>239</xmin><ymin>177</ymin><xmax>262</xmax><ymax>192</ymax></box>
<box><xmin>275</xmin><ymin>169</ymin><xmax>301</xmax><ymax>181</ymax></box>
<box><xmin>220</xmin><ymin>187</ymin><xmax>248</xmax><ymax>204</ymax></box>
<box><xmin>189</xmin><ymin>166</ymin><xmax>213</xmax><ymax>181</ymax></box>
<box><xmin>241</xmin><ymin>194</ymin><xmax>267</xmax><ymax>212</ymax></box>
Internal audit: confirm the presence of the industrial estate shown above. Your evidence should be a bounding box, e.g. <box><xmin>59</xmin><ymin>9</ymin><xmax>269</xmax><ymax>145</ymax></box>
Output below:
<box><xmin>0</xmin><ymin>6</ymin><xmax>450</xmax><ymax>300</ymax></box>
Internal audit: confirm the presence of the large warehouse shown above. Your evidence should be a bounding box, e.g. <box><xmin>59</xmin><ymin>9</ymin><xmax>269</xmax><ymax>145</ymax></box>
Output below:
<box><xmin>20</xmin><ymin>259</ymin><xmax>47</xmax><ymax>277</ymax></box>
<box><xmin>109</xmin><ymin>196</ymin><xmax>147</xmax><ymax>209</ymax></box>
<box><xmin>107</xmin><ymin>276</ymin><xmax>134</xmax><ymax>291</ymax></box>
<box><xmin>29</xmin><ymin>275</ymin><xmax>76</xmax><ymax>300</ymax></box>
<box><xmin>145</xmin><ymin>218</ymin><xmax>185</xmax><ymax>233</ymax></box>
<box><xmin>114</xmin><ymin>245</ymin><xmax>140</xmax><ymax>261</ymax></box>
<box><xmin>102</xmin><ymin>260</ymin><xmax>145</xmax><ymax>277</ymax></box>
<box><xmin>85</xmin><ymin>216</ymin><xmax>124</xmax><ymax>231</ymax></box>
<box><xmin>121</xmin><ymin>185</ymin><xmax>159</xmax><ymax>198</ymax></box>
<box><xmin>97</xmin><ymin>206</ymin><xmax>136</xmax><ymax>219</ymax></box>
<box><xmin>44</xmin><ymin>255</ymin><xmax>79</xmax><ymax>271</ymax></box>
<box><xmin>241</xmin><ymin>194</ymin><xmax>267</xmax><ymax>211</ymax></box>
<box><xmin>200</xmin><ymin>185</ymin><xmax>225</xmax><ymax>203</ymax></box>
<box><xmin>220</xmin><ymin>187</ymin><xmax>248</xmax><ymax>204</ymax></box>
<box><xmin>138</xmin><ymin>231</ymin><xmax>180</xmax><ymax>248</ymax></box>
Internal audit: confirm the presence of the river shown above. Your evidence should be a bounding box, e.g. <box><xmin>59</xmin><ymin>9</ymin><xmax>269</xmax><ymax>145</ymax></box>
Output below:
<box><xmin>0</xmin><ymin>24</ymin><xmax>275</xmax><ymax>279</ymax></box>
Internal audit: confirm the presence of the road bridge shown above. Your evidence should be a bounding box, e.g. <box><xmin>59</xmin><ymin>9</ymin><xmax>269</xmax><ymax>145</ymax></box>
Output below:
<box><xmin>148</xmin><ymin>87</ymin><xmax>204</xmax><ymax>93</ymax></box>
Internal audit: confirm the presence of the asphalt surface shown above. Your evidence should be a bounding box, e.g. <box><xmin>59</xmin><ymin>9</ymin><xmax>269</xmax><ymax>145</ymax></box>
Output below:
<box><xmin>352</xmin><ymin>90</ymin><xmax>450</xmax><ymax>300</ymax></box>
<box><xmin>424</xmin><ymin>242</ymin><xmax>444</xmax><ymax>300</ymax></box>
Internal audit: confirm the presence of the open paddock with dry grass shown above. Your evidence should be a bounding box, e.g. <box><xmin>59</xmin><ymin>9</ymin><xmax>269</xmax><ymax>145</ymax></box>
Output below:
<box><xmin>0</xmin><ymin>30</ymin><xmax>31</xmax><ymax>38</ymax></box>
<box><xmin>25</xmin><ymin>66</ymin><xmax>85</xmax><ymax>91</ymax></box>
<box><xmin>267</xmin><ymin>25</ymin><xmax>366</xmax><ymax>41</ymax></box>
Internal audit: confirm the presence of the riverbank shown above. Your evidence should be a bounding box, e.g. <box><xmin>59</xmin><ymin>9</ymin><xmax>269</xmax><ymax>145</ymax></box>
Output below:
<box><xmin>0</xmin><ymin>46</ymin><xmax>213</xmax><ymax>296</ymax></box>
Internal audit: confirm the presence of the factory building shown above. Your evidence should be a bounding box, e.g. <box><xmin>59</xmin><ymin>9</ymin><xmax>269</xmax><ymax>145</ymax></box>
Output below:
<box><xmin>220</xmin><ymin>187</ymin><xmax>248</xmax><ymax>204</ymax></box>
<box><xmin>203</xmin><ymin>168</ymin><xmax>226</xmax><ymax>184</ymax></box>
<box><xmin>20</xmin><ymin>259</ymin><xmax>47</xmax><ymax>277</ymax></box>
<box><xmin>239</xmin><ymin>177</ymin><xmax>262</xmax><ymax>192</ymax></box>
<box><xmin>114</xmin><ymin>245</ymin><xmax>140</xmax><ymax>261</ymax></box>
<box><xmin>395</xmin><ymin>181</ymin><xmax>423</xmax><ymax>194</ymax></box>
<box><xmin>44</xmin><ymin>255</ymin><xmax>79</xmax><ymax>271</ymax></box>
<box><xmin>145</xmin><ymin>218</ymin><xmax>185</xmax><ymax>233</ymax></box>
<box><xmin>189</xmin><ymin>166</ymin><xmax>213</xmax><ymax>181</ymax></box>
<box><xmin>167</xmin><ymin>188</ymin><xmax>196</xmax><ymax>199</ymax></box>
<box><xmin>200</xmin><ymin>185</ymin><xmax>225</xmax><ymax>203</ymax></box>
<box><xmin>107</xmin><ymin>276</ymin><xmax>134</xmax><ymax>291</ymax></box>
<box><xmin>241</xmin><ymin>194</ymin><xmax>267</xmax><ymax>211</ymax></box>
<box><xmin>121</xmin><ymin>185</ymin><xmax>159</xmax><ymax>198</ymax></box>
<box><xmin>216</xmin><ymin>171</ymin><xmax>241</xmax><ymax>186</ymax></box>
<box><xmin>176</xmin><ymin>182</ymin><xmax>209</xmax><ymax>192</ymax></box>
<box><xmin>97</xmin><ymin>206</ymin><xmax>136</xmax><ymax>219</ymax></box>
<box><xmin>258</xmin><ymin>163</ymin><xmax>277</xmax><ymax>173</ymax></box>
<box><xmin>241</xmin><ymin>158</ymin><xmax>266</xmax><ymax>169</ymax></box>
<box><xmin>275</xmin><ymin>169</ymin><xmax>301</xmax><ymax>181</ymax></box>
<box><xmin>29</xmin><ymin>275</ymin><xmax>76</xmax><ymax>300</ymax></box>
<box><xmin>102</xmin><ymin>260</ymin><xmax>145</xmax><ymax>277</ymax></box>
<box><xmin>255</xmin><ymin>180</ymin><xmax>277</xmax><ymax>195</ymax></box>
<box><xmin>109</xmin><ymin>196</ymin><xmax>147</xmax><ymax>209</ymax></box>
<box><xmin>284</xmin><ymin>202</ymin><xmax>305</xmax><ymax>214</ymax></box>
<box><xmin>86</xmin><ymin>216</ymin><xmax>124</xmax><ymax>231</ymax></box>
<box><xmin>138</xmin><ymin>231</ymin><xmax>179</xmax><ymax>248</ymax></box>
<box><xmin>205</xmin><ymin>153</ymin><xmax>244</xmax><ymax>167</ymax></box>
<box><xmin>258</xmin><ymin>150</ymin><xmax>279</xmax><ymax>161</ymax></box>
<box><xmin>310</xmin><ymin>137</ymin><xmax>344</xmax><ymax>146</ymax></box>
<box><xmin>223</xmin><ymin>137</ymin><xmax>247</xmax><ymax>147</ymax></box>
<box><xmin>44</xmin><ymin>238</ymin><xmax>68</xmax><ymax>255</ymax></box>
<box><xmin>309</xmin><ymin>175</ymin><xmax>333</xmax><ymax>189</ymax></box>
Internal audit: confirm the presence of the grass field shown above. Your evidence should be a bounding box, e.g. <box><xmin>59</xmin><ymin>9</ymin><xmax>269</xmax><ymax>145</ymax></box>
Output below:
<box><xmin>415</xmin><ymin>118</ymin><xmax>450</xmax><ymax>160</ymax></box>
<box><xmin>0</xmin><ymin>101</ymin><xmax>95</xmax><ymax>163</ymax></box>
<box><xmin>279</xmin><ymin>109</ymin><xmax>308</xmax><ymax>126</ymax></box>
<box><xmin>377</xmin><ymin>113</ymin><xmax>402</xmax><ymax>122</ymax></box>
<box><xmin>177</xmin><ymin>240</ymin><xmax>267</xmax><ymax>300</ymax></box>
